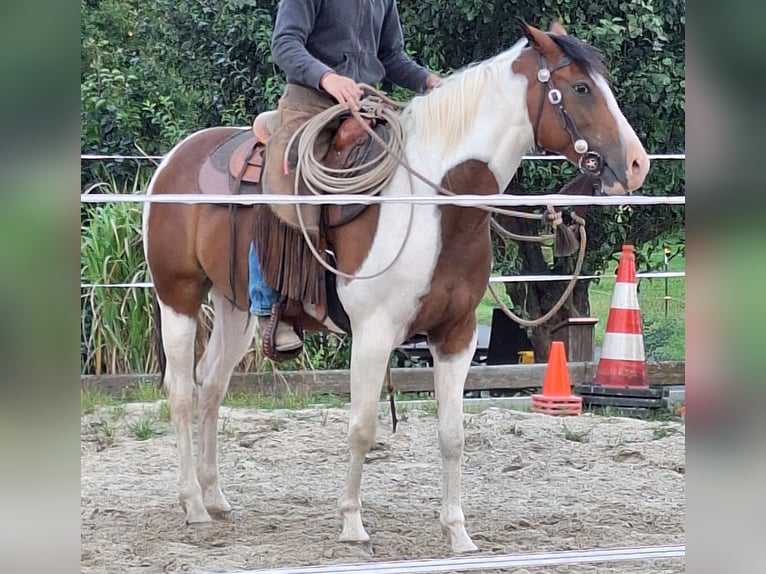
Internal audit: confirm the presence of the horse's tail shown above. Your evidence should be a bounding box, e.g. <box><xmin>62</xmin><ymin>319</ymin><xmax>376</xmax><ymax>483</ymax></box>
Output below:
<box><xmin>152</xmin><ymin>292</ymin><xmax>167</xmax><ymax>387</ymax></box>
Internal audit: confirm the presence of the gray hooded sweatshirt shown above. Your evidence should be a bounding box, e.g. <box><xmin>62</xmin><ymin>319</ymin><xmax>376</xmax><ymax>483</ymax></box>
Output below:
<box><xmin>271</xmin><ymin>0</ymin><xmax>431</xmax><ymax>94</ymax></box>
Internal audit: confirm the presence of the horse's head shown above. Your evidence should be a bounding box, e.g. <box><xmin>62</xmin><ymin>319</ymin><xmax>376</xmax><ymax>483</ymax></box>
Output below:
<box><xmin>513</xmin><ymin>20</ymin><xmax>650</xmax><ymax>195</ymax></box>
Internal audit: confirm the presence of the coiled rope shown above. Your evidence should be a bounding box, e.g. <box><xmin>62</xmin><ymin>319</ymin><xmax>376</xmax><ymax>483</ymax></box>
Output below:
<box><xmin>291</xmin><ymin>91</ymin><xmax>407</xmax><ymax>197</ymax></box>
<box><xmin>289</xmin><ymin>90</ymin><xmax>415</xmax><ymax>281</ymax></box>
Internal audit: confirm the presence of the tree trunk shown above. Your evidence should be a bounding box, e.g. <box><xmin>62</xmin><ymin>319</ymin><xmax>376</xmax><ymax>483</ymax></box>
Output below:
<box><xmin>495</xmin><ymin>214</ymin><xmax>591</xmax><ymax>362</ymax></box>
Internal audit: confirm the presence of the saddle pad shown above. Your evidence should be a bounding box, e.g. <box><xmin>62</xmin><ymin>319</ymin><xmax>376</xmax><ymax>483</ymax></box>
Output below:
<box><xmin>198</xmin><ymin>129</ymin><xmax>260</xmax><ymax>196</ymax></box>
<box><xmin>210</xmin><ymin>129</ymin><xmax>252</xmax><ymax>172</ymax></box>
<box><xmin>229</xmin><ymin>140</ymin><xmax>264</xmax><ymax>183</ymax></box>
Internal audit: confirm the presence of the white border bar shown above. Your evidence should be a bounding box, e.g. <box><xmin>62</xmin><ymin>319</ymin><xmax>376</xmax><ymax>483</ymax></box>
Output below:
<box><xmin>211</xmin><ymin>544</ymin><xmax>684</xmax><ymax>574</ymax></box>
<box><xmin>80</xmin><ymin>271</ymin><xmax>685</xmax><ymax>290</ymax></box>
<box><xmin>80</xmin><ymin>192</ymin><xmax>685</xmax><ymax>207</ymax></box>
<box><xmin>81</xmin><ymin>153</ymin><xmax>686</xmax><ymax>162</ymax></box>
<box><xmin>489</xmin><ymin>271</ymin><xmax>685</xmax><ymax>283</ymax></box>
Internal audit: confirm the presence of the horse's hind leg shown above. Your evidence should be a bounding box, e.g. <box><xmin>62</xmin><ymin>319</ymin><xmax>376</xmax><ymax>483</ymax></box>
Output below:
<box><xmin>195</xmin><ymin>289</ymin><xmax>256</xmax><ymax>516</ymax></box>
<box><xmin>338</xmin><ymin>322</ymin><xmax>397</xmax><ymax>544</ymax></box>
<box><xmin>430</xmin><ymin>330</ymin><xmax>479</xmax><ymax>553</ymax></box>
<box><xmin>157</xmin><ymin>297</ymin><xmax>210</xmax><ymax>523</ymax></box>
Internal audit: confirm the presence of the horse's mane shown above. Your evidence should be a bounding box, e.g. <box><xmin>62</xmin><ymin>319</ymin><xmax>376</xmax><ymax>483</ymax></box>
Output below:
<box><xmin>400</xmin><ymin>39</ymin><xmax>528</xmax><ymax>157</ymax></box>
<box><xmin>399</xmin><ymin>33</ymin><xmax>608</xmax><ymax>159</ymax></box>
<box><xmin>549</xmin><ymin>33</ymin><xmax>608</xmax><ymax>79</ymax></box>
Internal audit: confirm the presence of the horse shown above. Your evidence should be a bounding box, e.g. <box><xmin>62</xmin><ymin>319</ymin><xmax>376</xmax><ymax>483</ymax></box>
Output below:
<box><xmin>142</xmin><ymin>20</ymin><xmax>649</xmax><ymax>554</ymax></box>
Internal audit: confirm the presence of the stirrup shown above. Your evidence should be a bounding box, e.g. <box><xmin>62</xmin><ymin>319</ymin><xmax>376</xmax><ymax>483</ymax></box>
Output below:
<box><xmin>261</xmin><ymin>303</ymin><xmax>303</xmax><ymax>362</ymax></box>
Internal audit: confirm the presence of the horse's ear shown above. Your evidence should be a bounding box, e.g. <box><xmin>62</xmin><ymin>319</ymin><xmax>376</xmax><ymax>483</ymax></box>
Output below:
<box><xmin>515</xmin><ymin>17</ymin><xmax>532</xmax><ymax>39</ymax></box>
<box><xmin>517</xmin><ymin>19</ymin><xmax>560</xmax><ymax>59</ymax></box>
<box><xmin>516</xmin><ymin>18</ymin><xmax>541</xmax><ymax>44</ymax></box>
<box><xmin>549</xmin><ymin>19</ymin><xmax>568</xmax><ymax>36</ymax></box>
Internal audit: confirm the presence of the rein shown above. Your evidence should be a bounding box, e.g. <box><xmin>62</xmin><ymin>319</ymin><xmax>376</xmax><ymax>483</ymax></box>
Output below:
<box><xmin>488</xmin><ymin>212</ymin><xmax>587</xmax><ymax>327</ymax></box>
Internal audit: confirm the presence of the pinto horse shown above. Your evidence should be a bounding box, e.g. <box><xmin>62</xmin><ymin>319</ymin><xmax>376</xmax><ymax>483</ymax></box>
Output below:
<box><xmin>142</xmin><ymin>21</ymin><xmax>649</xmax><ymax>553</ymax></box>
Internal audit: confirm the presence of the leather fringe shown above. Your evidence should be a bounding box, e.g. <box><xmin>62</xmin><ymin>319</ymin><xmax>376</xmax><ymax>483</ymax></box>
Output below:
<box><xmin>253</xmin><ymin>205</ymin><xmax>322</xmax><ymax>305</ymax></box>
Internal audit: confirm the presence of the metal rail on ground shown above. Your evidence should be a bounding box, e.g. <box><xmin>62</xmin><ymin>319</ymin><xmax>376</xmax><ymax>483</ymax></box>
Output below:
<box><xmin>207</xmin><ymin>544</ymin><xmax>685</xmax><ymax>574</ymax></box>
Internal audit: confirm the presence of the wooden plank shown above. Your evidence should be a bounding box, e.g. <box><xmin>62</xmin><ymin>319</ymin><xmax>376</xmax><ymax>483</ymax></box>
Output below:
<box><xmin>579</xmin><ymin>396</ymin><xmax>664</xmax><ymax>408</ymax></box>
<box><xmin>579</xmin><ymin>361</ymin><xmax>685</xmax><ymax>386</ymax></box>
<box><xmin>82</xmin><ymin>361</ymin><xmax>684</xmax><ymax>397</ymax></box>
<box><xmin>647</xmin><ymin>361</ymin><xmax>686</xmax><ymax>385</ymax></box>
<box><xmin>81</xmin><ymin>374</ymin><xmax>159</xmax><ymax>396</ymax></box>
<box><xmin>573</xmin><ymin>383</ymin><xmax>665</xmax><ymax>399</ymax></box>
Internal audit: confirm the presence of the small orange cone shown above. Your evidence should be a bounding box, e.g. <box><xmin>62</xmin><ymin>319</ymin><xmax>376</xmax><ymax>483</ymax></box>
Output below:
<box><xmin>532</xmin><ymin>341</ymin><xmax>582</xmax><ymax>415</ymax></box>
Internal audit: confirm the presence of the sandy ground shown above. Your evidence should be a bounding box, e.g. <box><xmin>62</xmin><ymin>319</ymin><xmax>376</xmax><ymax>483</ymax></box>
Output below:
<box><xmin>81</xmin><ymin>404</ymin><xmax>685</xmax><ymax>573</ymax></box>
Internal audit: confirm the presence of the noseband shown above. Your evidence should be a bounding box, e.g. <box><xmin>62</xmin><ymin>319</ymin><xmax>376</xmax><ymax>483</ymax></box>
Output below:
<box><xmin>531</xmin><ymin>50</ymin><xmax>604</xmax><ymax>178</ymax></box>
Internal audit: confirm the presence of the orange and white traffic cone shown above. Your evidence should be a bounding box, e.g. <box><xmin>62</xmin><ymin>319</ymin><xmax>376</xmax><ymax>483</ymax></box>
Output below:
<box><xmin>532</xmin><ymin>341</ymin><xmax>582</xmax><ymax>416</ymax></box>
<box><xmin>595</xmin><ymin>244</ymin><xmax>649</xmax><ymax>388</ymax></box>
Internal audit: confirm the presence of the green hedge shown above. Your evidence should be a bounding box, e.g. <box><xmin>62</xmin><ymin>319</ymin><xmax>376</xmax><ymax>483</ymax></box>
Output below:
<box><xmin>81</xmin><ymin>0</ymin><xmax>684</xmax><ymax>173</ymax></box>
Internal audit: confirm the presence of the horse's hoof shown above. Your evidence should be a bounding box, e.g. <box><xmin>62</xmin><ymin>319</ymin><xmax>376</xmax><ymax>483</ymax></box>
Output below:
<box><xmin>453</xmin><ymin>541</ymin><xmax>480</xmax><ymax>554</ymax></box>
<box><xmin>181</xmin><ymin>499</ymin><xmax>213</xmax><ymax>525</ymax></box>
<box><xmin>338</xmin><ymin>539</ymin><xmax>374</xmax><ymax>556</ymax></box>
<box><xmin>186</xmin><ymin>519</ymin><xmax>214</xmax><ymax>530</ymax></box>
<box><xmin>207</xmin><ymin>507</ymin><xmax>232</xmax><ymax>520</ymax></box>
<box><xmin>442</xmin><ymin>525</ymin><xmax>479</xmax><ymax>554</ymax></box>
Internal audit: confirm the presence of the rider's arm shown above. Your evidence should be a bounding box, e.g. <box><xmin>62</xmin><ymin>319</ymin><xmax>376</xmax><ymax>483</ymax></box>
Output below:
<box><xmin>377</xmin><ymin>0</ymin><xmax>431</xmax><ymax>93</ymax></box>
<box><xmin>271</xmin><ymin>0</ymin><xmax>334</xmax><ymax>90</ymax></box>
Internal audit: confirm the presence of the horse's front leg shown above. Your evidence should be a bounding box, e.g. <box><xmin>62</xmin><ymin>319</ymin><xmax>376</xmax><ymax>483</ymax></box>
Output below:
<box><xmin>338</xmin><ymin>324</ymin><xmax>396</xmax><ymax>545</ymax></box>
<box><xmin>430</xmin><ymin>327</ymin><xmax>479</xmax><ymax>553</ymax></box>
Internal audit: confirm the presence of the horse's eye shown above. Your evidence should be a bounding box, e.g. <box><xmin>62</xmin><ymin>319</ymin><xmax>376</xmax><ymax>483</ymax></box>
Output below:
<box><xmin>574</xmin><ymin>83</ymin><xmax>590</xmax><ymax>95</ymax></box>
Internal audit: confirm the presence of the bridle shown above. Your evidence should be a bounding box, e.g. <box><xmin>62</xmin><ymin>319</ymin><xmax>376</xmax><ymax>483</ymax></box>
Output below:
<box><xmin>530</xmin><ymin>48</ymin><xmax>605</xmax><ymax>181</ymax></box>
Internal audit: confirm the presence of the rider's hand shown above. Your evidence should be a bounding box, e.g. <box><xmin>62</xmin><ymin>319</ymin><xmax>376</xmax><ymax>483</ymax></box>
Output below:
<box><xmin>425</xmin><ymin>73</ymin><xmax>442</xmax><ymax>92</ymax></box>
<box><xmin>320</xmin><ymin>72</ymin><xmax>363</xmax><ymax>111</ymax></box>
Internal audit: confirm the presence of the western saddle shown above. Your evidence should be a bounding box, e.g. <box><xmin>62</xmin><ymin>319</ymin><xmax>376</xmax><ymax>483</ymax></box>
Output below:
<box><xmin>217</xmin><ymin>110</ymin><xmax>375</xmax><ymax>188</ymax></box>
<box><xmin>197</xmin><ymin>109</ymin><xmax>384</xmax><ymax>362</ymax></box>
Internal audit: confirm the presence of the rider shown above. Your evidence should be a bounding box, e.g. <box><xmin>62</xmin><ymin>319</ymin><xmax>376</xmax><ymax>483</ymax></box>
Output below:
<box><xmin>250</xmin><ymin>0</ymin><xmax>442</xmax><ymax>352</ymax></box>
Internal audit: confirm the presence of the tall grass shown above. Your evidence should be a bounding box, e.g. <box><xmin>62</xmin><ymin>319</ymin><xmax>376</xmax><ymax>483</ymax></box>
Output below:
<box><xmin>81</xmin><ymin>171</ymin><xmax>155</xmax><ymax>374</ymax></box>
